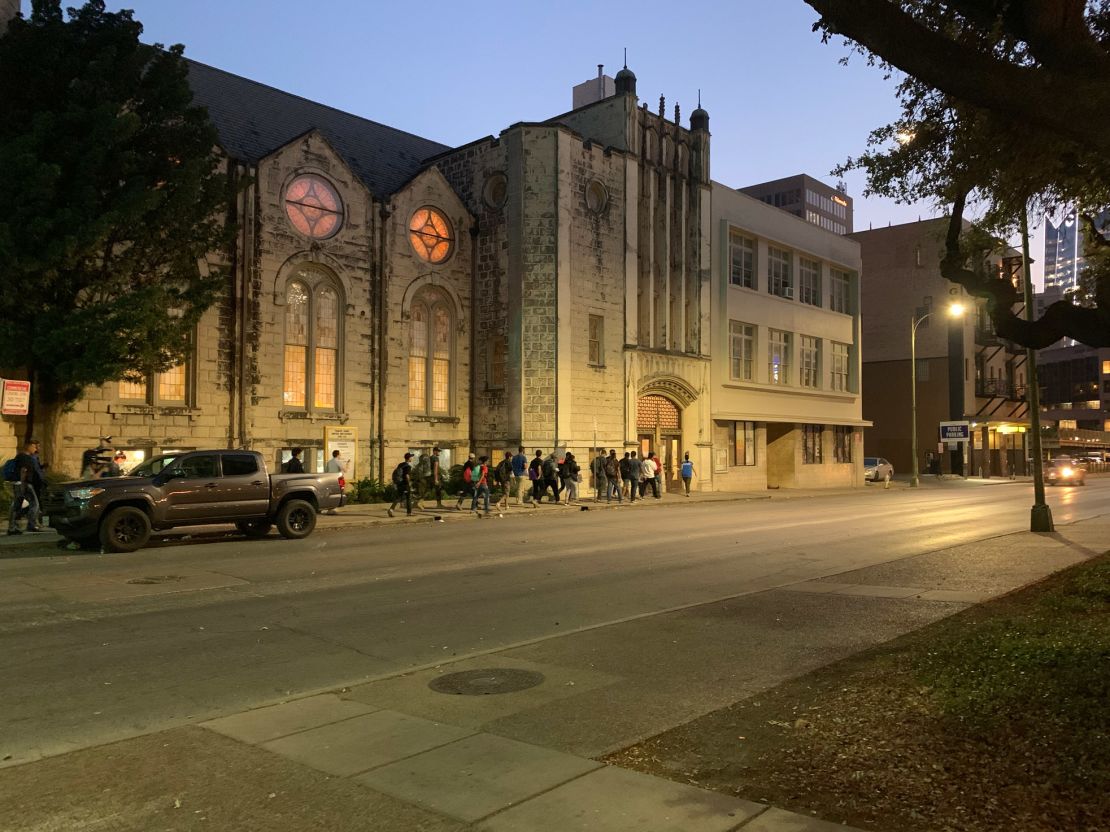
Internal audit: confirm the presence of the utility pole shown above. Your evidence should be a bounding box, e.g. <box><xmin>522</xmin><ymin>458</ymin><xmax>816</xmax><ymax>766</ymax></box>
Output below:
<box><xmin>1021</xmin><ymin>206</ymin><xmax>1053</xmax><ymax>532</ymax></box>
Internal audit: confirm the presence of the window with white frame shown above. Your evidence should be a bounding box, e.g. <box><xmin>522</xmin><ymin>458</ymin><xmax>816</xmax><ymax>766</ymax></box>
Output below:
<box><xmin>831</xmin><ymin>341</ymin><xmax>850</xmax><ymax>391</ymax></box>
<box><xmin>768</xmin><ymin>246</ymin><xmax>793</xmax><ymax>298</ymax></box>
<box><xmin>768</xmin><ymin>329</ymin><xmax>791</xmax><ymax>385</ymax></box>
<box><xmin>408</xmin><ymin>288</ymin><xmax>454</xmax><ymax>415</ymax></box>
<box><xmin>799</xmin><ymin>257</ymin><xmax>821</xmax><ymax>306</ymax></box>
<box><xmin>834</xmin><ymin>426</ymin><xmax>853</xmax><ymax>462</ymax></box>
<box><xmin>283</xmin><ymin>266</ymin><xmax>342</xmax><ymax>411</ymax></box>
<box><xmin>800</xmin><ymin>335</ymin><xmax>820</xmax><ymax>388</ymax></box>
<box><xmin>830</xmin><ymin>269</ymin><xmax>852</xmax><ymax>313</ymax></box>
<box><xmin>803</xmin><ymin>424</ymin><xmax>823</xmax><ymax>464</ymax></box>
<box><xmin>729</xmin><ymin>231</ymin><xmax>755</xmax><ymax>289</ymax></box>
<box><xmin>729</xmin><ymin>321</ymin><xmax>755</xmax><ymax>381</ymax></box>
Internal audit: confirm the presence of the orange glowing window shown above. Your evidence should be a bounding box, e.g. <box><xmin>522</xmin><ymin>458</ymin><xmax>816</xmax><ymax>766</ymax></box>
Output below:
<box><xmin>409</xmin><ymin>207</ymin><xmax>453</xmax><ymax>264</ymax></box>
<box><xmin>285</xmin><ymin>175</ymin><xmax>343</xmax><ymax>239</ymax></box>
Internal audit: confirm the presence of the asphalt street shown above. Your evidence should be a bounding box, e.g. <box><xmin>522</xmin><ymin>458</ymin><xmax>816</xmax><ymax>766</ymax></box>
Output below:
<box><xmin>2</xmin><ymin>479</ymin><xmax>1108</xmax><ymax>769</ymax></box>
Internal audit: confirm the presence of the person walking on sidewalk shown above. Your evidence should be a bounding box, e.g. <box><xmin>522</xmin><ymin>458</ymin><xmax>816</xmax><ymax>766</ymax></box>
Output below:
<box><xmin>424</xmin><ymin>447</ymin><xmax>445</xmax><ymax>509</ymax></box>
<box><xmin>562</xmin><ymin>452</ymin><xmax>580</xmax><ymax>505</ymax></box>
<box><xmin>387</xmin><ymin>453</ymin><xmax>414</xmax><ymax>517</ymax></box>
<box><xmin>324</xmin><ymin>450</ymin><xmax>345</xmax><ymax>515</ymax></box>
<box><xmin>653</xmin><ymin>451</ymin><xmax>664</xmax><ymax>497</ymax></box>
<box><xmin>470</xmin><ymin>456</ymin><xmax>491</xmax><ymax>515</ymax></box>
<box><xmin>542</xmin><ymin>453</ymin><xmax>561</xmax><ymax>503</ymax></box>
<box><xmin>605</xmin><ymin>449</ymin><xmax>622</xmax><ymax>502</ymax></box>
<box><xmin>511</xmin><ymin>446</ymin><xmax>530</xmax><ymax>505</ymax></box>
<box><xmin>529</xmin><ymin>450</ymin><xmax>545</xmax><ymax>504</ymax></box>
<box><xmin>7</xmin><ymin>438</ymin><xmax>44</xmax><ymax>535</ymax></box>
<box><xmin>642</xmin><ymin>452</ymin><xmax>660</xmax><ymax>499</ymax></box>
<box><xmin>619</xmin><ymin>452</ymin><xmax>632</xmax><ymax>501</ymax></box>
<box><xmin>680</xmin><ymin>452</ymin><xmax>695</xmax><ymax>496</ymax></box>
<box><xmin>627</xmin><ymin>451</ymin><xmax>642</xmax><ymax>503</ymax></box>
<box><xmin>495</xmin><ymin>451</ymin><xmax>513</xmax><ymax>512</ymax></box>
<box><xmin>591</xmin><ymin>449</ymin><xmax>607</xmax><ymax>502</ymax></box>
<box><xmin>455</xmin><ymin>453</ymin><xmax>477</xmax><ymax>510</ymax></box>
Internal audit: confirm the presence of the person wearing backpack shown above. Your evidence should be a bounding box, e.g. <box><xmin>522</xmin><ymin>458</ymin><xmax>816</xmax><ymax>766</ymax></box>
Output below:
<box><xmin>604</xmin><ymin>449</ymin><xmax>622</xmax><ymax>503</ymax></box>
<box><xmin>455</xmin><ymin>453</ymin><xmax>476</xmax><ymax>511</ymax></box>
<box><xmin>7</xmin><ymin>438</ymin><xmax>44</xmax><ymax>536</ymax></box>
<box><xmin>470</xmin><ymin>455</ymin><xmax>491</xmax><ymax>515</ymax></box>
<box><xmin>562</xmin><ymin>452</ymin><xmax>580</xmax><ymax>505</ymax></box>
<box><xmin>680</xmin><ymin>451</ymin><xmax>695</xmax><ymax>496</ymax></box>
<box><xmin>423</xmin><ymin>446</ymin><xmax>445</xmax><ymax>509</ymax></box>
<box><xmin>411</xmin><ymin>450</ymin><xmax>429</xmax><ymax>506</ymax></box>
<box><xmin>387</xmin><ymin>453</ymin><xmax>414</xmax><ymax>517</ymax></box>
<box><xmin>542</xmin><ymin>453</ymin><xmax>560</xmax><ymax>503</ymax></box>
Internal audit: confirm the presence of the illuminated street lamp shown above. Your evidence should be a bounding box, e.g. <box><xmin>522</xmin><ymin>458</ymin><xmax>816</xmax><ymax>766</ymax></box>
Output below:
<box><xmin>911</xmin><ymin>302</ymin><xmax>966</xmax><ymax>487</ymax></box>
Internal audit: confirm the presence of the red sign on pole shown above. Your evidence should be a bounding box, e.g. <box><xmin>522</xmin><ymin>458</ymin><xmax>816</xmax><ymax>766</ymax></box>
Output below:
<box><xmin>1</xmin><ymin>379</ymin><xmax>31</xmax><ymax>416</ymax></box>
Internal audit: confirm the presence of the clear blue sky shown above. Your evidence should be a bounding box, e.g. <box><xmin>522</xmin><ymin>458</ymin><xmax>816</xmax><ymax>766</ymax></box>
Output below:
<box><xmin>85</xmin><ymin>0</ymin><xmax>1041</xmax><ymax>277</ymax></box>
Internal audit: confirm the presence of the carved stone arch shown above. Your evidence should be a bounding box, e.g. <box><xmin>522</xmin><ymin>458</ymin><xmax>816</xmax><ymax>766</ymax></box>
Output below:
<box><xmin>272</xmin><ymin>253</ymin><xmax>351</xmax><ymax>307</ymax></box>
<box><xmin>661</xmin><ymin>133</ymin><xmax>674</xmax><ymax>169</ymax></box>
<box><xmin>675</xmin><ymin>141</ymin><xmax>689</xmax><ymax>177</ymax></box>
<box><xmin>400</xmin><ymin>273</ymin><xmax>465</xmax><ymax>331</ymax></box>
<box><xmin>638</xmin><ymin>376</ymin><xmax>698</xmax><ymax>409</ymax></box>
<box><xmin>643</xmin><ymin>128</ymin><xmax>659</xmax><ymax>164</ymax></box>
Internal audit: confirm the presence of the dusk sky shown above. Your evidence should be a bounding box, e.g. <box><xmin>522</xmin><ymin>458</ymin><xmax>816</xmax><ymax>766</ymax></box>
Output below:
<box><xmin>92</xmin><ymin>0</ymin><xmax>1044</xmax><ymax>280</ymax></box>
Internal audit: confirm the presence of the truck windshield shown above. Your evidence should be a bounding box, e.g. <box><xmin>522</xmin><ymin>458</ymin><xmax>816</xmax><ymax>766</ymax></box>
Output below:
<box><xmin>128</xmin><ymin>455</ymin><xmax>181</xmax><ymax>477</ymax></box>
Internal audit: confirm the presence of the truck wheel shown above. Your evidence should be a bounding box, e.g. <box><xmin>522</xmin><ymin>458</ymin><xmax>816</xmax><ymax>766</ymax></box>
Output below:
<box><xmin>276</xmin><ymin>499</ymin><xmax>316</xmax><ymax>540</ymax></box>
<box><xmin>236</xmin><ymin>519</ymin><xmax>273</xmax><ymax>539</ymax></box>
<box><xmin>99</xmin><ymin>506</ymin><xmax>152</xmax><ymax>553</ymax></box>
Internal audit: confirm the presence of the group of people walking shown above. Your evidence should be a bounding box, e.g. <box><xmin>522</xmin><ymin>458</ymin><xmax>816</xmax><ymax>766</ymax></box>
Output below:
<box><xmin>388</xmin><ymin>446</ymin><xmax>696</xmax><ymax>517</ymax></box>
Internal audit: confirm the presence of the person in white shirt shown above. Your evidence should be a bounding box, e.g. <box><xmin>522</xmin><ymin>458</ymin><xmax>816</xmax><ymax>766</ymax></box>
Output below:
<box><xmin>641</xmin><ymin>453</ymin><xmax>660</xmax><ymax>498</ymax></box>
<box><xmin>325</xmin><ymin>450</ymin><xmax>345</xmax><ymax>474</ymax></box>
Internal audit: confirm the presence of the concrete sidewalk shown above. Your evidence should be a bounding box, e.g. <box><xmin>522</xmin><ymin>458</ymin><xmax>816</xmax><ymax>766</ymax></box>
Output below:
<box><xmin>2</xmin><ymin>506</ymin><xmax>1105</xmax><ymax>830</ymax></box>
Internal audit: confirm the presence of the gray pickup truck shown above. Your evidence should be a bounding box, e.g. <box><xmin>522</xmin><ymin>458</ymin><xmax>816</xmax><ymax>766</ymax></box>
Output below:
<box><xmin>45</xmin><ymin>449</ymin><xmax>346</xmax><ymax>552</ymax></box>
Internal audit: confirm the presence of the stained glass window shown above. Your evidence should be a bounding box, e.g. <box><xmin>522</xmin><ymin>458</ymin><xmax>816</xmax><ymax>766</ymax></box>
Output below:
<box><xmin>409</xmin><ymin>208</ymin><xmax>454</xmax><ymax>264</ymax></box>
<box><xmin>285</xmin><ymin>175</ymin><xmax>343</xmax><ymax>239</ymax></box>
<box><xmin>283</xmin><ymin>281</ymin><xmax>308</xmax><ymax>407</ymax></box>
<box><xmin>408</xmin><ymin>291</ymin><xmax>454</xmax><ymax>414</ymax></box>
<box><xmin>408</xmin><ymin>304</ymin><xmax>428</xmax><ymax>412</ymax></box>
<box><xmin>314</xmin><ymin>286</ymin><xmax>338</xmax><ymax>409</ymax></box>
<box><xmin>432</xmin><ymin>305</ymin><xmax>450</xmax><ymax>413</ymax></box>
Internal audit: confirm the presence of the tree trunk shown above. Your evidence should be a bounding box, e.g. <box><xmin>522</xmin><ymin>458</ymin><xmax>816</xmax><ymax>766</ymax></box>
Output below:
<box><xmin>32</xmin><ymin>398</ymin><xmax>69</xmax><ymax>477</ymax></box>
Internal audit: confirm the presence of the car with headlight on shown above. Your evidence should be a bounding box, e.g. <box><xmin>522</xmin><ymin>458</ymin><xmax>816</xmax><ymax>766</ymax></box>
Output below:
<box><xmin>863</xmin><ymin>456</ymin><xmax>894</xmax><ymax>482</ymax></box>
<box><xmin>1043</xmin><ymin>458</ymin><xmax>1086</xmax><ymax>487</ymax></box>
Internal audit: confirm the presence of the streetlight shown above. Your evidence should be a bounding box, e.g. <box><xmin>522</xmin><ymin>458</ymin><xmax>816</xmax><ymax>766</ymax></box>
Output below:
<box><xmin>911</xmin><ymin>302</ymin><xmax>966</xmax><ymax>487</ymax></box>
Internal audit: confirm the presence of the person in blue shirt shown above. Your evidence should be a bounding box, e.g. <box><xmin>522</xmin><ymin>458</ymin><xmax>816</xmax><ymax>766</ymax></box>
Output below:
<box><xmin>511</xmin><ymin>445</ymin><xmax>530</xmax><ymax>505</ymax></box>
<box><xmin>680</xmin><ymin>452</ymin><xmax>695</xmax><ymax>496</ymax></box>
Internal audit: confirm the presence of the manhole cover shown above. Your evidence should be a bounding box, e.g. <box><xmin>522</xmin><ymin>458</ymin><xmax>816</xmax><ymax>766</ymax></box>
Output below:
<box><xmin>428</xmin><ymin>668</ymin><xmax>545</xmax><ymax>696</ymax></box>
<box><xmin>126</xmin><ymin>575</ymin><xmax>186</xmax><ymax>585</ymax></box>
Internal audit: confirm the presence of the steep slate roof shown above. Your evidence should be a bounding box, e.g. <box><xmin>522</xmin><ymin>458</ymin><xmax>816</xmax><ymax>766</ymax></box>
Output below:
<box><xmin>185</xmin><ymin>59</ymin><xmax>450</xmax><ymax>200</ymax></box>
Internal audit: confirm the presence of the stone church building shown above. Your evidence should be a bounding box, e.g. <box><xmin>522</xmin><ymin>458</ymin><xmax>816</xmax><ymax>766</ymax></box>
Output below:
<box><xmin>2</xmin><ymin>10</ymin><xmax>867</xmax><ymax>491</ymax></box>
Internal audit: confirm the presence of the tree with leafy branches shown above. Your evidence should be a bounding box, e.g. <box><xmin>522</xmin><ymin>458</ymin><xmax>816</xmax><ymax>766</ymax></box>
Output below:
<box><xmin>804</xmin><ymin>0</ymin><xmax>1110</xmax><ymax>348</ymax></box>
<box><xmin>0</xmin><ymin>0</ymin><xmax>232</xmax><ymax>469</ymax></box>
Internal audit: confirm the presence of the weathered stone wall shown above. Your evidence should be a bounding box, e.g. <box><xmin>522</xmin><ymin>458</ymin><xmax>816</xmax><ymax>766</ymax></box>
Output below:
<box><xmin>248</xmin><ymin>133</ymin><xmax>375</xmax><ymax>474</ymax></box>
<box><xmin>380</xmin><ymin>167</ymin><xmax>472</xmax><ymax>467</ymax></box>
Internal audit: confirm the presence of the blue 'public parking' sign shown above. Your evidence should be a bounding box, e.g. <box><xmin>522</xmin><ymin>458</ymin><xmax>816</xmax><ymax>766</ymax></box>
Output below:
<box><xmin>939</xmin><ymin>421</ymin><xmax>970</xmax><ymax>441</ymax></box>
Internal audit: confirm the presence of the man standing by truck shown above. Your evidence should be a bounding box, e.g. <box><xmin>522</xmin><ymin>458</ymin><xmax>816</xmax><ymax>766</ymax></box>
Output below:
<box><xmin>6</xmin><ymin>438</ymin><xmax>44</xmax><ymax>535</ymax></box>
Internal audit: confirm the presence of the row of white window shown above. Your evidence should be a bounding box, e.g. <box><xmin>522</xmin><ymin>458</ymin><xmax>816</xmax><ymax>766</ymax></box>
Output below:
<box><xmin>723</xmin><ymin>420</ymin><xmax>853</xmax><ymax>466</ymax></box>
<box><xmin>730</xmin><ymin>322</ymin><xmax>852</xmax><ymax>391</ymax></box>
<box><xmin>729</xmin><ymin>231</ymin><xmax>853</xmax><ymax>311</ymax></box>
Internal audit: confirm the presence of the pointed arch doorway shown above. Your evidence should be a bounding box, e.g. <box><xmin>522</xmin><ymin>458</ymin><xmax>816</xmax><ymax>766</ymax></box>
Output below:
<box><xmin>636</xmin><ymin>393</ymin><xmax>682</xmax><ymax>489</ymax></box>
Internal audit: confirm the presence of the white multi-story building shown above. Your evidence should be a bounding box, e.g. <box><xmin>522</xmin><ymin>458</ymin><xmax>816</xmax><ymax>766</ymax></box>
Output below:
<box><xmin>710</xmin><ymin>185</ymin><xmax>866</xmax><ymax>488</ymax></box>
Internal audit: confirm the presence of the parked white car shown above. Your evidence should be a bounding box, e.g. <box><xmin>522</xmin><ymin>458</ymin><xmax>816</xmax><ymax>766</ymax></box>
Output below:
<box><xmin>863</xmin><ymin>457</ymin><xmax>894</xmax><ymax>483</ymax></box>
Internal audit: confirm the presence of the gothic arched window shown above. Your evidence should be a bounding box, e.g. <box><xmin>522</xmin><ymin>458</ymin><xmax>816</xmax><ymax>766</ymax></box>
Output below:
<box><xmin>283</xmin><ymin>266</ymin><xmax>343</xmax><ymax>410</ymax></box>
<box><xmin>408</xmin><ymin>289</ymin><xmax>454</xmax><ymax>415</ymax></box>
